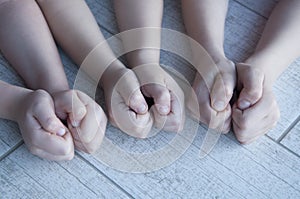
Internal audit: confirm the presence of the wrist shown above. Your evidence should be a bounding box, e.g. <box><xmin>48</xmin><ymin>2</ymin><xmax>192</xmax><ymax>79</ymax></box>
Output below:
<box><xmin>0</xmin><ymin>83</ymin><xmax>33</xmax><ymax>122</ymax></box>
<box><xmin>100</xmin><ymin>60</ymin><xmax>129</xmax><ymax>89</ymax></box>
<box><xmin>126</xmin><ymin>49</ymin><xmax>160</xmax><ymax>68</ymax></box>
<box><xmin>26</xmin><ymin>73</ymin><xmax>69</xmax><ymax>95</ymax></box>
<box><xmin>244</xmin><ymin>55</ymin><xmax>277</xmax><ymax>88</ymax></box>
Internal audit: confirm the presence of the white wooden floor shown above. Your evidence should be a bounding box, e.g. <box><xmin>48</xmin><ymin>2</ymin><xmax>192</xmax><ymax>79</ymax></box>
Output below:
<box><xmin>1</xmin><ymin>0</ymin><xmax>300</xmax><ymax>198</ymax></box>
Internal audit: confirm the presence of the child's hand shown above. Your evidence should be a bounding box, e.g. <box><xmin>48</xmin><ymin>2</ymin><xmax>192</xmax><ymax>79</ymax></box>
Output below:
<box><xmin>101</xmin><ymin>66</ymin><xmax>153</xmax><ymax>138</ymax></box>
<box><xmin>232</xmin><ymin>63</ymin><xmax>280</xmax><ymax>144</ymax></box>
<box><xmin>232</xmin><ymin>90</ymin><xmax>280</xmax><ymax>144</ymax></box>
<box><xmin>53</xmin><ymin>90</ymin><xmax>107</xmax><ymax>154</ymax></box>
<box><xmin>17</xmin><ymin>90</ymin><xmax>74</xmax><ymax>161</ymax></box>
<box><xmin>187</xmin><ymin>59</ymin><xmax>236</xmax><ymax>133</ymax></box>
<box><xmin>134</xmin><ymin>64</ymin><xmax>185</xmax><ymax>132</ymax></box>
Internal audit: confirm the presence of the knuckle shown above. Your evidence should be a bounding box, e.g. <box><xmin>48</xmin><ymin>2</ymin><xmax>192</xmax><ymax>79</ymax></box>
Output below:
<box><xmin>43</xmin><ymin>117</ymin><xmax>57</xmax><ymax>130</ymax></box>
<box><xmin>65</xmin><ymin>151</ymin><xmax>75</xmax><ymax>160</ymax></box>
<box><xmin>84</xmin><ymin>144</ymin><xmax>99</xmax><ymax>154</ymax></box>
<box><xmin>238</xmin><ymin>118</ymin><xmax>249</xmax><ymax>130</ymax></box>
<box><xmin>29</xmin><ymin>134</ymin><xmax>44</xmax><ymax>148</ymax></box>
<box><xmin>81</xmin><ymin>133</ymin><xmax>94</xmax><ymax>144</ymax></box>
<box><xmin>236</xmin><ymin>133</ymin><xmax>248</xmax><ymax>144</ymax></box>
<box><xmin>248</xmin><ymin>89</ymin><xmax>261</xmax><ymax>99</ymax></box>
<box><xmin>132</xmin><ymin>127</ymin><xmax>148</xmax><ymax>139</ymax></box>
<box><xmin>28</xmin><ymin>146</ymin><xmax>40</xmax><ymax>156</ymax></box>
<box><xmin>59</xmin><ymin>145</ymin><xmax>73</xmax><ymax>156</ymax></box>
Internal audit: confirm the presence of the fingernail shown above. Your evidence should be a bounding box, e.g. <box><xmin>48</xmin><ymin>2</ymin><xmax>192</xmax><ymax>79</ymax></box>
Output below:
<box><xmin>138</xmin><ymin>104</ymin><xmax>147</xmax><ymax>113</ymax></box>
<box><xmin>238</xmin><ymin>100</ymin><xmax>251</xmax><ymax>110</ymax></box>
<box><xmin>213</xmin><ymin>101</ymin><xmax>225</xmax><ymax>111</ymax></box>
<box><xmin>72</xmin><ymin>120</ymin><xmax>80</xmax><ymax>127</ymax></box>
<box><xmin>158</xmin><ymin>105</ymin><xmax>170</xmax><ymax>115</ymax></box>
<box><xmin>57</xmin><ymin>128</ymin><xmax>66</xmax><ymax>136</ymax></box>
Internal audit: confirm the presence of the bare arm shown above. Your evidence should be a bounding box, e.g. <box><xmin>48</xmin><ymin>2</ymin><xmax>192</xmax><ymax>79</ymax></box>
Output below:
<box><xmin>36</xmin><ymin>0</ymin><xmax>125</xmax><ymax>82</ymax></box>
<box><xmin>114</xmin><ymin>0</ymin><xmax>163</xmax><ymax>67</ymax></box>
<box><xmin>0</xmin><ymin>0</ymin><xmax>69</xmax><ymax>94</ymax></box>
<box><xmin>182</xmin><ymin>0</ymin><xmax>234</xmax><ymax>132</ymax></box>
<box><xmin>233</xmin><ymin>0</ymin><xmax>300</xmax><ymax>144</ymax></box>
<box><xmin>182</xmin><ymin>0</ymin><xmax>229</xmax><ymax>61</ymax></box>
<box><xmin>37</xmin><ymin>0</ymin><xmax>152</xmax><ymax>137</ymax></box>
<box><xmin>245</xmin><ymin>0</ymin><xmax>300</xmax><ymax>86</ymax></box>
<box><xmin>0</xmin><ymin>81</ymin><xmax>31</xmax><ymax>121</ymax></box>
<box><xmin>114</xmin><ymin>0</ymin><xmax>185</xmax><ymax>132</ymax></box>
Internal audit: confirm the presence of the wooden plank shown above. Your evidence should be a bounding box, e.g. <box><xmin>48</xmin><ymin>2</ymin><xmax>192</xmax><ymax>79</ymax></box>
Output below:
<box><xmin>0</xmin><ymin>145</ymin><xmax>130</xmax><ymax>199</ymax></box>
<box><xmin>270</xmin><ymin>60</ymin><xmax>300</xmax><ymax>140</ymax></box>
<box><xmin>235</xmin><ymin>0</ymin><xmax>278</xmax><ymax>18</ymax></box>
<box><xmin>0</xmin><ymin>55</ymin><xmax>23</xmax><ymax>158</ymax></box>
<box><xmin>79</xmin><ymin>123</ymin><xmax>300</xmax><ymax>198</ymax></box>
<box><xmin>0</xmin><ymin>120</ymin><xmax>21</xmax><ymax>159</ymax></box>
<box><xmin>281</xmin><ymin>120</ymin><xmax>300</xmax><ymax>156</ymax></box>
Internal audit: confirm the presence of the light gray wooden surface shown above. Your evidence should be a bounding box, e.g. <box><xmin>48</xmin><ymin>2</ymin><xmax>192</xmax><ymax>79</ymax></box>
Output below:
<box><xmin>1</xmin><ymin>0</ymin><xmax>300</xmax><ymax>198</ymax></box>
<box><xmin>281</xmin><ymin>119</ymin><xmax>300</xmax><ymax>156</ymax></box>
<box><xmin>0</xmin><ymin>145</ymin><xmax>130</xmax><ymax>199</ymax></box>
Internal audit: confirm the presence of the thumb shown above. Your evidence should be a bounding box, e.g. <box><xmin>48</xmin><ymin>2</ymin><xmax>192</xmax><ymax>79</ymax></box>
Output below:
<box><xmin>210</xmin><ymin>72</ymin><xmax>235</xmax><ymax>112</ymax></box>
<box><xmin>142</xmin><ymin>84</ymin><xmax>171</xmax><ymax>115</ymax></box>
<box><xmin>237</xmin><ymin>65</ymin><xmax>264</xmax><ymax>110</ymax></box>
<box><xmin>33</xmin><ymin>105</ymin><xmax>67</xmax><ymax>136</ymax></box>
<box><xmin>54</xmin><ymin>90</ymin><xmax>87</xmax><ymax>128</ymax></box>
<box><xmin>116</xmin><ymin>70</ymin><xmax>148</xmax><ymax>114</ymax></box>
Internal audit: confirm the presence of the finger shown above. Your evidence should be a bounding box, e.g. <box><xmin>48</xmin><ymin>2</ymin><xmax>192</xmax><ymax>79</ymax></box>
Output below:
<box><xmin>187</xmin><ymin>74</ymin><xmax>210</xmax><ymax>121</ymax></box>
<box><xmin>69</xmin><ymin>101</ymin><xmax>107</xmax><ymax>148</ymax></box>
<box><xmin>240</xmin><ymin>135</ymin><xmax>262</xmax><ymax>145</ymax></box>
<box><xmin>29</xmin><ymin>146</ymin><xmax>74</xmax><ymax>161</ymax></box>
<box><xmin>129</xmin><ymin>89</ymin><xmax>148</xmax><ymax>114</ymax></box>
<box><xmin>27</xmin><ymin>117</ymin><xmax>74</xmax><ymax>156</ymax></box>
<box><xmin>110</xmin><ymin>91</ymin><xmax>153</xmax><ymax>138</ymax></box>
<box><xmin>233</xmin><ymin>119</ymin><xmax>271</xmax><ymax>144</ymax></box>
<box><xmin>157</xmin><ymin>90</ymin><xmax>185</xmax><ymax>132</ymax></box>
<box><xmin>33</xmin><ymin>104</ymin><xmax>66</xmax><ymax>136</ymax></box>
<box><xmin>117</xmin><ymin>71</ymin><xmax>148</xmax><ymax>114</ymax></box>
<box><xmin>222</xmin><ymin>115</ymin><xmax>232</xmax><ymax>134</ymax></box>
<box><xmin>143</xmin><ymin>84</ymin><xmax>171</xmax><ymax>115</ymax></box>
<box><xmin>209</xmin><ymin>105</ymin><xmax>232</xmax><ymax>133</ymax></box>
<box><xmin>72</xmin><ymin>121</ymin><xmax>105</xmax><ymax>154</ymax></box>
<box><xmin>237</xmin><ymin>65</ymin><xmax>264</xmax><ymax>110</ymax></box>
<box><xmin>54</xmin><ymin>90</ymin><xmax>87</xmax><ymax>128</ymax></box>
<box><xmin>232</xmin><ymin>98</ymin><xmax>279</xmax><ymax>143</ymax></box>
<box><xmin>211</xmin><ymin>72</ymin><xmax>235</xmax><ymax>112</ymax></box>
<box><xmin>239</xmin><ymin>91</ymin><xmax>278</xmax><ymax>124</ymax></box>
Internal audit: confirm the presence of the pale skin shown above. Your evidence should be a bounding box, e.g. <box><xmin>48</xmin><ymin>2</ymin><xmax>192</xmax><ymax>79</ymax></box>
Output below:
<box><xmin>36</xmin><ymin>0</ymin><xmax>154</xmax><ymax>138</ymax></box>
<box><xmin>0</xmin><ymin>0</ymin><xmax>107</xmax><ymax>160</ymax></box>
<box><xmin>182</xmin><ymin>0</ymin><xmax>300</xmax><ymax>144</ymax></box>
<box><xmin>114</xmin><ymin>0</ymin><xmax>185</xmax><ymax>132</ymax></box>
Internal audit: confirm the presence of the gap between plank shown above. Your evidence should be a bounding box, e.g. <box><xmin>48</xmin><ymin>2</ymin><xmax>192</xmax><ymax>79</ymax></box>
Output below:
<box><xmin>232</xmin><ymin>0</ymin><xmax>269</xmax><ymax>20</ymax></box>
<box><xmin>276</xmin><ymin>115</ymin><xmax>300</xmax><ymax>143</ymax></box>
<box><xmin>266</xmin><ymin>134</ymin><xmax>300</xmax><ymax>159</ymax></box>
<box><xmin>76</xmin><ymin>152</ymin><xmax>135</xmax><ymax>199</ymax></box>
<box><xmin>0</xmin><ymin>140</ymin><xmax>24</xmax><ymax>161</ymax></box>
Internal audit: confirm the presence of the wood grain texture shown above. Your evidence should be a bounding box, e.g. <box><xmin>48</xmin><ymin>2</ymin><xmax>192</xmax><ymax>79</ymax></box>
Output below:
<box><xmin>80</xmin><ymin>124</ymin><xmax>300</xmax><ymax>198</ymax></box>
<box><xmin>0</xmin><ymin>0</ymin><xmax>299</xmax><ymax>198</ymax></box>
<box><xmin>0</xmin><ymin>145</ymin><xmax>130</xmax><ymax>199</ymax></box>
<box><xmin>281</xmin><ymin>120</ymin><xmax>300</xmax><ymax>156</ymax></box>
<box><xmin>235</xmin><ymin>0</ymin><xmax>278</xmax><ymax>18</ymax></box>
<box><xmin>0</xmin><ymin>55</ymin><xmax>23</xmax><ymax>158</ymax></box>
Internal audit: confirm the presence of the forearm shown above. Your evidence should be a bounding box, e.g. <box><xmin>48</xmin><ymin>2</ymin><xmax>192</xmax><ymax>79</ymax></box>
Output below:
<box><xmin>182</xmin><ymin>0</ymin><xmax>229</xmax><ymax>61</ymax></box>
<box><xmin>245</xmin><ymin>0</ymin><xmax>300</xmax><ymax>85</ymax></box>
<box><xmin>114</xmin><ymin>0</ymin><xmax>163</xmax><ymax>67</ymax></box>
<box><xmin>0</xmin><ymin>81</ymin><xmax>32</xmax><ymax>121</ymax></box>
<box><xmin>0</xmin><ymin>0</ymin><xmax>69</xmax><ymax>94</ymax></box>
<box><xmin>37</xmin><ymin>0</ymin><xmax>123</xmax><ymax>83</ymax></box>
